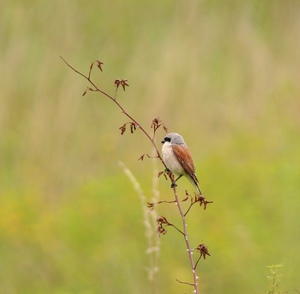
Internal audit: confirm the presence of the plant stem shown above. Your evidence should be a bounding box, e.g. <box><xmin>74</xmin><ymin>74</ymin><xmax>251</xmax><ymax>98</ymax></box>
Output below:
<box><xmin>173</xmin><ymin>187</ymin><xmax>199</xmax><ymax>294</ymax></box>
<box><xmin>60</xmin><ymin>56</ymin><xmax>163</xmax><ymax>164</ymax></box>
<box><xmin>62</xmin><ymin>57</ymin><xmax>200</xmax><ymax>292</ymax></box>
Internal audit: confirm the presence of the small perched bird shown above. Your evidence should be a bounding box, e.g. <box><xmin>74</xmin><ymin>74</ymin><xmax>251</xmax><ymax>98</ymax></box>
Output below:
<box><xmin>161</xmin><ymin>133</ymin><xmax>202</xmax><ymax>195</ymax></box>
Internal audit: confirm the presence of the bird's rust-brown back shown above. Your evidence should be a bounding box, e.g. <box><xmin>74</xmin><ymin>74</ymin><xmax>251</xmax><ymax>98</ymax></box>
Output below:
<box><xmin>172</xmin><ymin>144</ymin><xmax>198</xmax><ymax>182</ymax></box>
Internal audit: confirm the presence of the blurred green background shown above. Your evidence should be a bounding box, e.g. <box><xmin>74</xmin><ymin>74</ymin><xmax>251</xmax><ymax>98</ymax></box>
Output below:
<box><xmin>1</xmin><ymin>0</ymin><xmax>300</xmax><ymax>293</ymax></box>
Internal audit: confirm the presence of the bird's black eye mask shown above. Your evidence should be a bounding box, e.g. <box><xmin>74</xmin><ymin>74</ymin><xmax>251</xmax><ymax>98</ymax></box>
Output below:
<box><xmin>162</xmin><ymin>137</ymin><xmax>171</xmax><ymax>144</ymax></box>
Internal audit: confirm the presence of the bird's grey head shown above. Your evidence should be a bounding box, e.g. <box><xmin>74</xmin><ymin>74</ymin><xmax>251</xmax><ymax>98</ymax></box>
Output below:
<box><xmin>162</xmin><ymin>133</ymin><xmax>186</xmax><ymax>145</ymax></box>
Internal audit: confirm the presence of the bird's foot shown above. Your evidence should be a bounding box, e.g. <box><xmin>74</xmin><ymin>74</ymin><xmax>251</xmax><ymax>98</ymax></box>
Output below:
<box><xmin>165</xmin><ymin>168</ymin><xmax>171</xmax><ymax>173</ymax></box>
<box><xmin>171</xmin><ymin>182</ymin><xmax>177</xmax><ymax>188</ymax></box>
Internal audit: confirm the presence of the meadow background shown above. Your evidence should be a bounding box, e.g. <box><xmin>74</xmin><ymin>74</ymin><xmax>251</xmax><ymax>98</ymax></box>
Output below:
<box><xmin>1</xmin><ymin>0</ymin><xmax>300</xmax><ymax>293</ymax></box>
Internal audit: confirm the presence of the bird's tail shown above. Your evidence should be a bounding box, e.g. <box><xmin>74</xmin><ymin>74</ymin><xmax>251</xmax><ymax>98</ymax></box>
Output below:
<box><xmin>195</xmin><ymin>182</ymin><xmax>202</xmax><ymax>195</ymax></box>
<box><xmin>189</xmin><ymin>174</ymin><xmax>202</xmax><ymax>195</ymax></box>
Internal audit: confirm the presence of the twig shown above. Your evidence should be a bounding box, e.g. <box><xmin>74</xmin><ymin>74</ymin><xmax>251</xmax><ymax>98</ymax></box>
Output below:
<box><xmin>62</xmin><ymin>57</ymin><xmax>204</xmax><ymax>294</ymax></box>
<box><xmin>61</xmin><ymin>56</ymin><xmax>164</xmax><ymax>164</ymax></box>
<box><xmin>176</xmin><ymin>279</ymin><xmax>195</xmax><ymax>286</ymax></box>
<box><xmin>172</xmin><ymin>186</ymin><xmax>199</xmax><ymax>292</ymax></box>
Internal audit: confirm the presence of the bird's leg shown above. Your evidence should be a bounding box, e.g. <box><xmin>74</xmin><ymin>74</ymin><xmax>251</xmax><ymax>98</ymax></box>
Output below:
<box><xmin>174</xmin><ymin>174</ymin><xmax>183</xmax><ymax>183</ymax></box>
<box><xmin>171</xmin><ymin>175</ymin><xmax>183</xmax><ymax>188</ymax></box>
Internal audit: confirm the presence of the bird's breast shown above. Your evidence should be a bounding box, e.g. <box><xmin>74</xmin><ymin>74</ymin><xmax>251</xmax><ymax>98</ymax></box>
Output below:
<box><xmin>162</xmin><ymin>143</ymin><xmax>184</xmax><ymax>175</ymax></box>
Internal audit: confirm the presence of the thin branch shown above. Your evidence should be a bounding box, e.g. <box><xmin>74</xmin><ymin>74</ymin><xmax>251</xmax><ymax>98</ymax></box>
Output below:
<box><xmin>176</xmin><ymin>279</ymin><xmax>194</xmax><ymax>286</ymax></box>
<box><xmin>169</xmin><ymin>223</ymin><xmax>184</xmax><ymax>236</ymax></box>
<box><xmin>172</xmin><ymin>186</ymin><xmax>199</xmax><ymax>293</ymax></box>
<box><xmin>184</xmin><ymin>202</ymin><xmax>194</xmax><ymax>217</ymax></box>
<box><xmin>194</xmin><ymin>256</ymin><xmax>201</xmax><ymax>270</ymax></box>
<box><xmin>61</xmin><ymin>56</ymin><xmax>165</xmax><ymax>168</ymax></box>
<box><xmin>62</xmin><ymin>58</ymin><xmax>201</xmax><ymax>294</ymax></box>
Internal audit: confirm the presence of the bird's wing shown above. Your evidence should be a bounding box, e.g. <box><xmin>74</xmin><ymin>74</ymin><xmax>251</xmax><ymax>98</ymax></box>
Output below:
<box><xmin>172</xmin><ymin>144</ymin><xmax>198</xmax><ymax>183</ymax></box>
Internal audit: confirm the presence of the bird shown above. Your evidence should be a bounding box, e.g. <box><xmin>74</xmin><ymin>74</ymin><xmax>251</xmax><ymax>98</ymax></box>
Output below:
<box><xmin>161</xmin><ymin>133</ymin><xmax>202</xmax><ymax>195</ymax></box>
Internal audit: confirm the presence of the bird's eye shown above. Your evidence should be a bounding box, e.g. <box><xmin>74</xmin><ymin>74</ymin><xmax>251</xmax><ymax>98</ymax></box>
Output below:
<box><xmin>164</xmin><ymin>137</ymin><xmax>171</xmax><ymax>142</ymax></box>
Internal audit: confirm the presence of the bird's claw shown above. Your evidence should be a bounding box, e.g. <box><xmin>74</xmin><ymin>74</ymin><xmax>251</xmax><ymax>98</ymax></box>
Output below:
<box><xmin>171</xmin><ymin>182</ymin><xmax>177</xmax><ymax>188</ymax></box>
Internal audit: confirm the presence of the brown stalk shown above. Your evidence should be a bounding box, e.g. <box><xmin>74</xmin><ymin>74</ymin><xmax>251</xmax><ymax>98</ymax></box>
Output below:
<box><xmin>61</xmin><ymin>57</ymin><xmax>205</xmax><ymax>294</ymax></box>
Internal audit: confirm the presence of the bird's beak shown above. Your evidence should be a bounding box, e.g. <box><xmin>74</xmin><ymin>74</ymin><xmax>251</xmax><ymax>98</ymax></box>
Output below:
<box><xmin>161</xmin><ymin>140</ymin><xmax>165</xmax><ymax>144</ymax></box>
